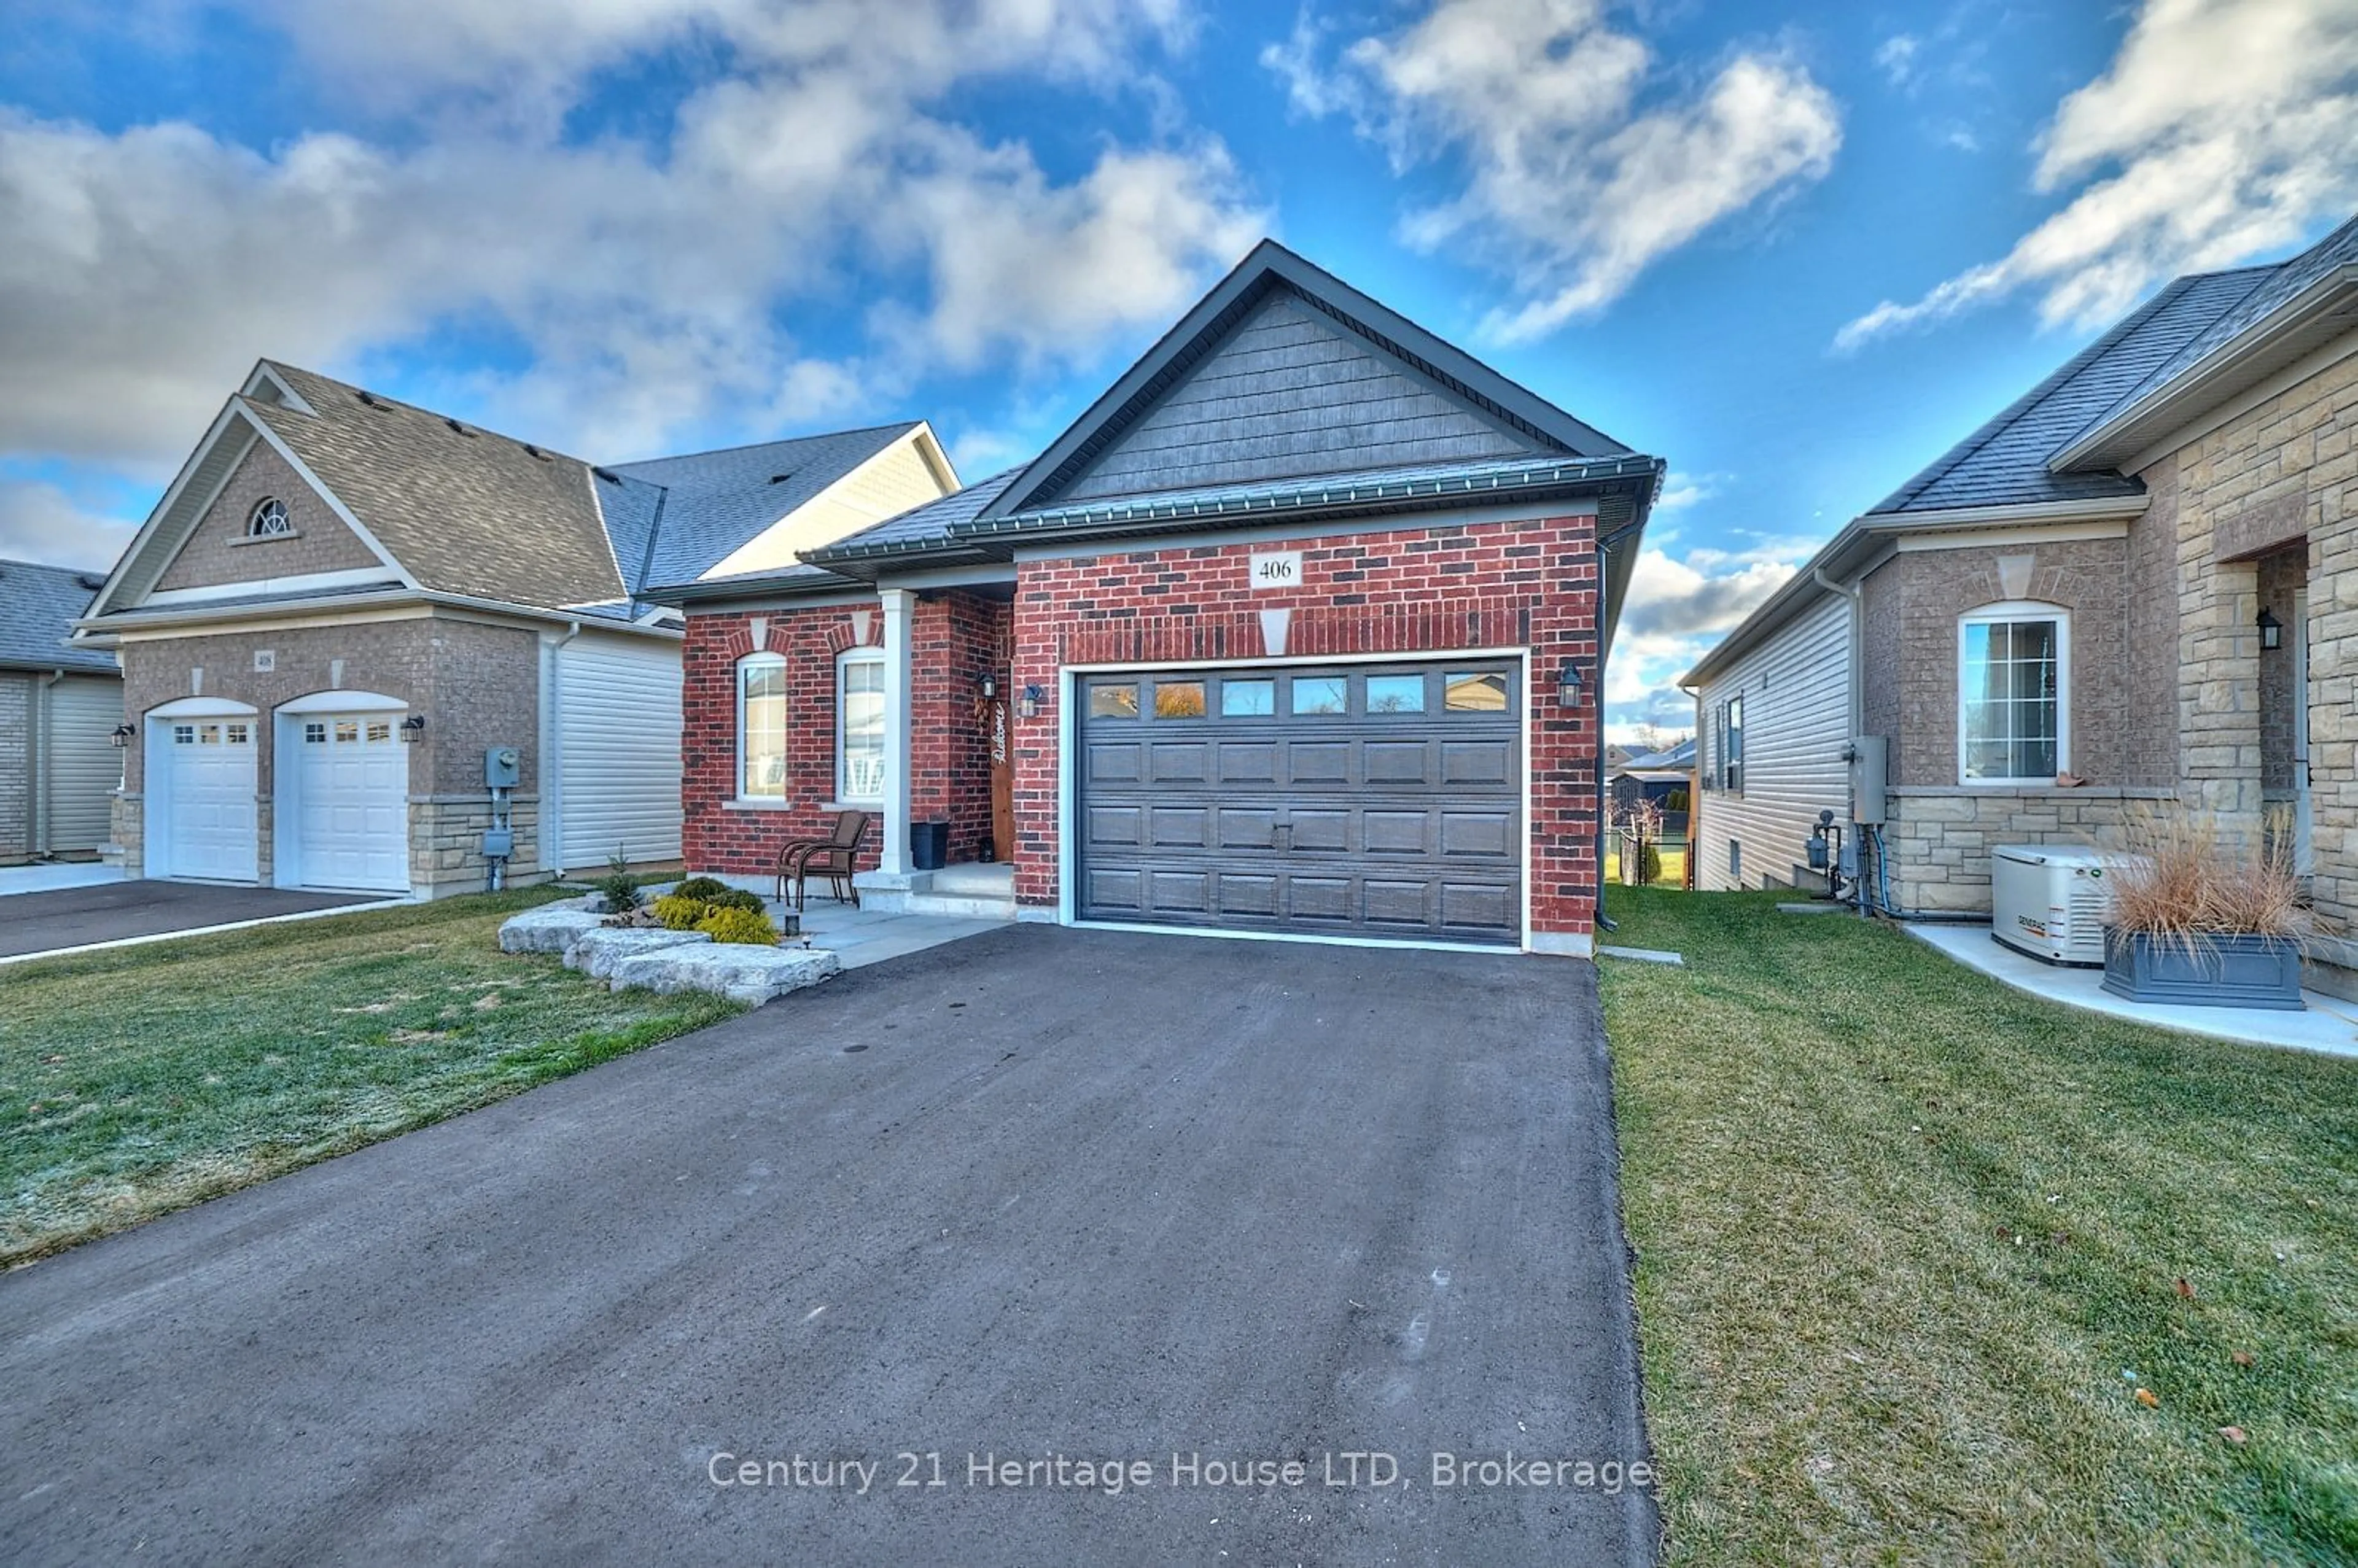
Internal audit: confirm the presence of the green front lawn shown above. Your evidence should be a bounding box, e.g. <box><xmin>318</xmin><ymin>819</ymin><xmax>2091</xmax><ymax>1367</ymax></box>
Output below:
<box><xmin>0</xmin><ymin>890</ymin><xmax>741</xmax><ymax>1266</ymax></box>
<box><xmin>1600</xmin><ymin>889</ymin><xmax>2358</xmax><ymax>1565</ymax></box>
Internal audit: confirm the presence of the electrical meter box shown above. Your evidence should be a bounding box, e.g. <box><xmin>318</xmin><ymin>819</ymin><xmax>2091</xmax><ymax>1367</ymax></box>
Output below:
<box><xmin>1845</xmin><ymin>735</ymin><xmax>1888</xmax><ymax>825</ymax></box>
<box><xmin>481</xmin><ymin>828</ymin><xmax>515</xmax><ymax>860</ymax></box>
<box><xmin>485</xmin><ymin>746</ymin><xmax>522</xmax><ymax>790</ymax></box>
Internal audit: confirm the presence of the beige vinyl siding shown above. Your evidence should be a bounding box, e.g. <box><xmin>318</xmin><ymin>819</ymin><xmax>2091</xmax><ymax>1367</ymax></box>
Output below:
<box><xmin>41</xmin><ymin>675</ymin><xmax>124</xmax><ymax>853</ymax></box>
<box><xmin>704</xmin><ymin>435</ymin><xmax>953</xmax><ymax>579</ymax></box>
<box><xmin>547</xmin><ymin>633</ymin><xmax>683</xmax><ymax>870</ymax></box>
<box><xmin>1695</xmin><ymin>592</ymin><xmax>1853</xmax><ymax>891</ymax></box>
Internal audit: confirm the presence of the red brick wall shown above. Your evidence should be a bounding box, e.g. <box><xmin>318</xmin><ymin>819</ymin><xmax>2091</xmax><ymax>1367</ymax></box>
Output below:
<box><xmin>1008</xmin><ymin>517</ymin><xmax>1603</xmax><ymax>937</ymax></box>
<box><xmin>682</xmin><ymin>602</ymin><xmax>883</xmax><ymax>877</ymax></box>
<box><xmin>682</xmin><ymin>593</ymin><xmax>1012</xmax><ymax>875</ymax></box>
<box><xmin>909</xmin><ymin>594</ymin><xmax>1012</xmax><ymax>863</ymax></box>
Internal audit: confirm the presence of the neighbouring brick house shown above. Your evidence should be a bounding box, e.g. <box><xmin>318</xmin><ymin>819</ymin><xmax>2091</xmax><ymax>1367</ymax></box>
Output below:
<box><xmin>1685</xmin><ymin>214</ymin><xmax>2358</xmax><ymax>992</ymax></box>
<box><xmin>73</xmin><ymin>360</ymin><xmax>954</xmax><ymax>898</ymax></box>
<box><xmin>656</xmin><ymin>241</ymin><xmax>1663</xmax><ymax>954</ymax></box>
<box><xmin>0</xmin><ymin>559</ymin><xmax>122</xmax><ymax>863</ymax></box>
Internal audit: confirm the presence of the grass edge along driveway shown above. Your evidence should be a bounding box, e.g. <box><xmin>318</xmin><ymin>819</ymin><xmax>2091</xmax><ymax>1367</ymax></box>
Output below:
<box><xmin>1598</xmin><ymin>888</ymin><xmax>2357</xmax><ymax>1566</ymax></box>
<box><xmin>1</xmin><ymin>888</ymin><xmax>741</xmax><ymax>1267</ymax></box>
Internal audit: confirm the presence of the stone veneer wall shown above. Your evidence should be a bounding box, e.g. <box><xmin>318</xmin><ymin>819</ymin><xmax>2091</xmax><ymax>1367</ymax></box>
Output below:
<box><xmin>1877</xmin><ymin>786</ymin><xmax>2176</xmax><ymax>912</ymax></box>
<box><xmin>2150</xmin><ymin>338</ymin><xmax>2357</xmax><ymax>980</ymax></box>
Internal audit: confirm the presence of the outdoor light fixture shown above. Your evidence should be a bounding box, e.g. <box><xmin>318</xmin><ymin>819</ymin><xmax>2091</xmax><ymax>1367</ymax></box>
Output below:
<box><xmin>979</xmin><ymin>672</ymin><xmax>998</xmax><ymax>699</ymax></box>
<box><xmin>400</xmin><ymin>715</ymin><xmax>427</xmax><ymax>742</ymax></box>
<box><xmin>110</xmin><ymin>723</ymin><xmax>134</xmax><ymax>748</ymax></box>
<box><xmin>1557</xmin><ymin>660</ymin><xmax>1584</xmax><ymax>710</ymax></box>
<box><xmin>1018</xmin><ymin>683</ymin><xmax>1043</xmax><ymax>720</ymax></box>
<box><xmin>2258</xmin><ymin>606</ymin><xmax>2283</xmax><ymax>651</ymax></box>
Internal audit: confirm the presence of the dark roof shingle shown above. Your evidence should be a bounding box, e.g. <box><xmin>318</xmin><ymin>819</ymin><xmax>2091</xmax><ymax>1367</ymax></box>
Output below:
<box><xmin>1869</xmin><ymin>266</ymin><xmax>2268</xmax><ymax>515</ymax></box>
<box><xmin>1</xmin><ymin>559</ymin><xmax>120</xmax><ymax>672</ymax></box>
<box><xmin>610</xmin><ymin>424</ymin><xmax>917</xmax><ymax>587</ymax></box>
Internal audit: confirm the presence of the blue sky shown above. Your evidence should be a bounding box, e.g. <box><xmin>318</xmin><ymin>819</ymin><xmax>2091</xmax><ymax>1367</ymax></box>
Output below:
<box><xmin>5</xmin><ymin>0</ymin><xmax>2355</xmax><ymax>742</ymax></box>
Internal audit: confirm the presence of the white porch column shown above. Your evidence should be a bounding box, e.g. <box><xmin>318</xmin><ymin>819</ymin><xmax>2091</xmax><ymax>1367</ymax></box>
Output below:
<box><xmin>878</xmin><ymin>586</ymin><xmax>916</xmax><ymax>877</ymax></box>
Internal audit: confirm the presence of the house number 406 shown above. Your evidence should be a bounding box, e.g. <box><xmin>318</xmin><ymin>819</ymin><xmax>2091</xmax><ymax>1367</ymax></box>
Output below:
<box><xmin>1250</xmin><ymin>550</ymin><xmax>1302</xmax><ymax>591</ymax></box>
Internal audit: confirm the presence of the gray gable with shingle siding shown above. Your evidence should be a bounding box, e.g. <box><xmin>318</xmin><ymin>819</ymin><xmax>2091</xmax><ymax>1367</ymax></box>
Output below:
<box><xmin>1056</xmin><ymin>290</ymin><xmax>1530</xmax><ymax>502</ymax></box>
<box><xmin>1869</xmin><ymin>266</ymin><xmax>2270</xmax><ymax>516</ymax></box>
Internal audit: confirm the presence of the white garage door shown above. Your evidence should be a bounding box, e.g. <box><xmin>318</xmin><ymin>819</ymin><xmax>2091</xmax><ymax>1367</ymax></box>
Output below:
<box><xmin>292</xmin><ymin>714</ymin><xmax>411</xmax><ymax>892</ymax></box>
<box><xmin>161</xmin><ymin>718</ymin><xmax>259</xmax><ymax>882</ymax></box>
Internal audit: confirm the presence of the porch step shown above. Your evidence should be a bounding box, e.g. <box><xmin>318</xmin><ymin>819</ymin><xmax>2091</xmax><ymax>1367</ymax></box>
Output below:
<box><xmin>857</xmin><ymin>862</ymin><xmax>1018</xmax><ymax>920</ymax></box>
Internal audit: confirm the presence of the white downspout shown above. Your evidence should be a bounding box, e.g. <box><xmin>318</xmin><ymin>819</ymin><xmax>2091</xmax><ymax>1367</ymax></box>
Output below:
<box><xmin>545</xmin><ymin>621</ymin><xmax>582</xmax><ymax>874</ymax></box>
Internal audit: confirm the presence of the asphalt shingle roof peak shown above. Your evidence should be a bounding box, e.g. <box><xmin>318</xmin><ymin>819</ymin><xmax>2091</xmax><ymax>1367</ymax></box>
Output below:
<box><xmin>0</xmin><ymin>556</ymin><xmax>120</xmax><ymax>671</ymax></box>
<box><xmin>606</xmin><ymin>421</ymin><xmax>920</xmax><ymax>472</ymax></box>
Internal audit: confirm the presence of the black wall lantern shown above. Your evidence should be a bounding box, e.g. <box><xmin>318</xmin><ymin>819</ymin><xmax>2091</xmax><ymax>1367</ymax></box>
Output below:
<box><xmin>110</xmin><ymin>723</ymin><xmax>135</xmax><ymax>749</ymax></box>
<box><xmin>400</xmin><ymin>714</ymin><xmax>427</xmax><ymax>742</ymax></box>
<box><xmin>1556</xmin><ymin>660</ymin><xmax>1585</xmax><ymax>710</ymax></box>
<box><xmin>1018</xmin><ymin>683</ymin><xmax>1043</xmax><ymax>720</ymax></box>
<box><xmin>978</xmin><ymin>672</ymin><xmax>998</xmax><ymax>699</ymax></box>
<box><xmin>2257</xmin><ymin>606</ymin><xmax>2283</xmax><ymax>651</ymax></box>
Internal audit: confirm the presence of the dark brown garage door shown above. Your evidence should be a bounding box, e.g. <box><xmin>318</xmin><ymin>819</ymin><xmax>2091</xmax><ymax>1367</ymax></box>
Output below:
<box><xmin>1076</xmin><ymin>660</ymin><xmax>1522</xmax><ymax>944</ymax></box>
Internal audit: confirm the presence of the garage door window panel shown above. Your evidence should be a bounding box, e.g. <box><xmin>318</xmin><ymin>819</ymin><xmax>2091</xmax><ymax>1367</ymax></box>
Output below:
<box><xmin>1078</xmin><ymin>660</ymin><xmax>1520</xmax><ymax>944</ymax></box>
<box><xmin>1089</xmin><ymin>683</ymin><xmax>1140</xmax><ymax>719</ymax></box>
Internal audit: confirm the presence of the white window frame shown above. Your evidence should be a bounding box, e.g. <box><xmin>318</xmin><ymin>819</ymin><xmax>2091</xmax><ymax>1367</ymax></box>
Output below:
<box><xmin>737</xmin><ymin>652</ymin><xmax>788</xmax><ymax>802</ymax></box>
<box><xmin>835</xmin><ymin>646</ymin><xmax>887</xmax><ymax>806</ymax></box>
<box><xmin>246</xmin><ymin>496</ymin><xmax>292</xmax><ymax>538</ymax></box>
<box><xmin>1957</xmin><ymin>601</ymin><xmax>2070</xmax><ymax>786</ymax></box>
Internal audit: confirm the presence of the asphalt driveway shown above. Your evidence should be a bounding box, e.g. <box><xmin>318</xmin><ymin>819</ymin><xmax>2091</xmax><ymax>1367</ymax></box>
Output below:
<box><xmin>0</xmin><ymin>879</ymin><xmax>387</xmax><ymax>958</ymax></box>
<box><xmin>0</xmin><ymin>926</ymin><xmax>1655</xmax><ymax>1566</ymax></box>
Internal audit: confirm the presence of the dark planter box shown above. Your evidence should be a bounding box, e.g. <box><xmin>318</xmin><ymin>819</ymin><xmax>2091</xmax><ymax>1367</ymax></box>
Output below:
<box><xmin>2101</xmin><ymin>929</ymin><xmax>2305</xmax><ymax>1011</ymax></box>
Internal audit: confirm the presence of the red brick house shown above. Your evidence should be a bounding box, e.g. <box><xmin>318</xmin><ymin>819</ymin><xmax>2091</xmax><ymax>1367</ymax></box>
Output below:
<box><xmin>655</xmin><ymin>241</ymin><xmax>1663</xmax><ymax>955</ymax></box>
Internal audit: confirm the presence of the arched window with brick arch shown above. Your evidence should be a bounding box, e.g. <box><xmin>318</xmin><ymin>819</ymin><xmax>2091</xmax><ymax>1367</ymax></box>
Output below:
<box><xmin>737</xmin><ymin>651</ymin><xmax>788</xmax><ymax>801</ymax></box>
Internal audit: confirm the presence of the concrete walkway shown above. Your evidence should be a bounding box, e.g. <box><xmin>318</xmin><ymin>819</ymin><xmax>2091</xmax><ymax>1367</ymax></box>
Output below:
<box><xmin>1907</xmin><ymin>923</ymin><xmax>2358</xmax><ymax>1059</ymax></box>
<box><xmin>0</xmin><ymin>861</ymin><xmax>120</xmax><ymax>898</ymax></box>
<box><xmin>0</xmin><ymin>927</ymin><xmax>1655</xmax><ymax>1567</ymax></box>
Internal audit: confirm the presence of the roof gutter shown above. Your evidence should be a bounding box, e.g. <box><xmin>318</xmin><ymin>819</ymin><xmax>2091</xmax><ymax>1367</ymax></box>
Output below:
<box><xmin>2050</xmin><ymin>265</ymin><xmax>2358</xmax><ymax>472</ymax></box>
<box><xmin>1679</xmin><ymin>494</ymin><xmax>2150</xmax><ymax>688</ymax></box>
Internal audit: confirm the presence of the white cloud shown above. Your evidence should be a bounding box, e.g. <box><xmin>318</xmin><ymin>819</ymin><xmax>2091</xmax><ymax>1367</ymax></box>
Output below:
<box><xmin>1836</xmin><ymin>0</ymin><xmax>2358</xmax><ymax>351</ymax></box>
<box><xmin>1654</xmin><ymin>472</ymin><xmax>1724</xmax><ymax>510</ymax></box>
<box><xmin>1270</xmin><ymin>0</ymin><xmax>1841</xmax><ymax>340</ymax></box>
<box><xmin>0</xmin><ymin>0</ymin><xmax>1265</xmax><ymax>563</ymax></box>
<box><xmin>1875</xmin><ymin>34</ymin><xmax>1921</xmax><ymax>88</ymax></box>
<box><xmin>0</xmin><ymin>479</ymin><xmax>138</xmax><ymax>570</ymax></box>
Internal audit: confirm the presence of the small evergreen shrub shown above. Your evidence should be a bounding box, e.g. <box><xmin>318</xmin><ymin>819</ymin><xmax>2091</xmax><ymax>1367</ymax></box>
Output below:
<box><xmin>703</xmin><ymin>888</ymin><xmax>765</xmax><ymax>914</ymax></box>
<box><xmin>672</xmin><ymin>877</ymin><xmax>733</xmax><ymax>902</ymax></box>
<box><xmin>650</xmin><ymin>894</ymin><xmax>710</xmax><ymax>931</ymax></box>
<box><xmin>696</xmin><ymin>907</ymin><xmax>780</xmax><ymax>946</ymax></box>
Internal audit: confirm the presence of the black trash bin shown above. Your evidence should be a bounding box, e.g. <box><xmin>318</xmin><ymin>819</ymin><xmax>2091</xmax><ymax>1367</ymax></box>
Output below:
<box><xmin>911</xmin><ymin>820</ymin><xmax>950</xmax><ymax>871</ymax></box>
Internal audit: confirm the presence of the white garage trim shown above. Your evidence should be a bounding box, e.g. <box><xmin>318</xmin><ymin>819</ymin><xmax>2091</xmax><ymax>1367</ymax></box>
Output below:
<box><xmin>273</xmin><ymin>695</ymin><xmax>414</xmax><ymax>895</ymax></box>
<box><xmin>278</xmin><ymin>689</ymin><xmax>410</xmax><ymax>713</ymax></box>
<box><xmin>144</xmin><ymin>700</ymin><xmax>261</xmax><ymax>884</ymax></box>
<box><xmin>1054</xmin><ymin>645</ymin><xmax>1535</xmax><ymax>953</ymax></box>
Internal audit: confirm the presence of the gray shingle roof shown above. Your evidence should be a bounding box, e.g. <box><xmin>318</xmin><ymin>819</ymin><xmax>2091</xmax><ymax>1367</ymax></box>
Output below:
<box><xmin>2094</xmin><ymin>212</ymin><xmax>2358</xmax><ymax>425</ymax></box>
<box><xmin>1</xmin><ymin>558</ymin><xmax>125</xmax><ymax>671</ymax></box>
<box><xmin>1869</xmin><ymin>266</ymin><xmax>2269</xmax><ymax>515</ymax></box>
<box><xmin>609</xmin><ymin>424</ymin><xmax>918</xmax><ymax>588</ymax></box>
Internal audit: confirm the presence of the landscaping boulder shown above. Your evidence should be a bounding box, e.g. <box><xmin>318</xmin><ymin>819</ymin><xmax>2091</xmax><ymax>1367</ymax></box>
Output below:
<box><xmin>498</xmin><ymin>904</ymin><xmax>608</xmax><ymax>955</ymax></box>
<box><xmin>605</xmin><ymin>944</ymin><xmax>842</xmax><ymax>1005</ymax></box>
<box><xmin>563</xmin><ymin>926</ymin><xmax>712</xmax><ymax>979</ymax></box>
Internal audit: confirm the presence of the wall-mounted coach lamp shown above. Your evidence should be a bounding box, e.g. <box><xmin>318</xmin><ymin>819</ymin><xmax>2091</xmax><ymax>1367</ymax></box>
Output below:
<box><xmin>1556</xmin><ymin>661</ymin><xmax>1584</xmax><ymax>710</ymax></box>
<box><xmin>2257</xmin><ymin>606</ymin><xmax>2282</xmax><ymax>651</ymax></box>
<box><xmin>1018</xmin><ymin>683</ymin><xmax>1043</xmax><ymax>720</ymax></box>
<box><xmin>111</xmin><ymin>723</ymin><xmax>135</xmax><ymax>748</ymax></box>
<box><xmin>979</xmin><ymin>672</ymin><xmax>998</xmax><ymax>699</ymax></box>
<box><xmin>400</xmin><ymin>715</ymin><xmax>427</xmax><ymax>742</ymax></box>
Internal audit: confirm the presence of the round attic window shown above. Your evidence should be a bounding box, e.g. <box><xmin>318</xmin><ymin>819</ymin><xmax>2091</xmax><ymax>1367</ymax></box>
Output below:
<box><xmin>247</xmin><ymin>497</ymin><xmax>292</xmax><ymax>538</ymax></box>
